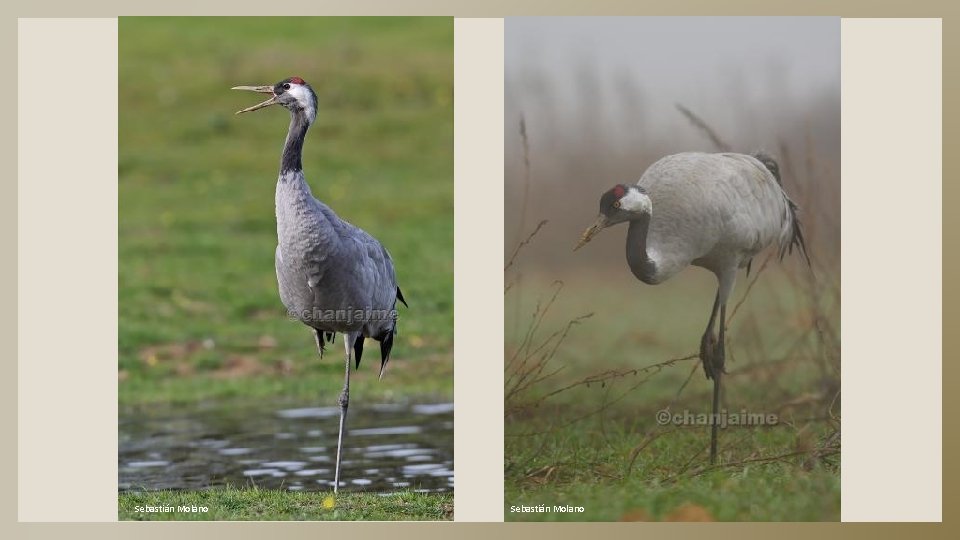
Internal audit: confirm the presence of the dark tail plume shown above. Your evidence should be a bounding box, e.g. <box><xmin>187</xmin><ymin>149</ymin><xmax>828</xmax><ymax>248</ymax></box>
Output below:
<box><xmin>754</xmin><ymin>152</ymin><xmax>812</xmax><ymax>267</ymax></box>
<box><xmin>353</xmin><ymin>334</ymin><xmax>365</xmax><ymax>369</ymax></box>
<box><xmin>752</xmin><ymin>151</ymin><xmax>782</xmax><ymax>185</ymax></box>
<box><xmin>785</xmin><ymin>198</ymin><xmax>812</xmax><ymax>267</ymax></box>
<box><xmin>378</xmin><ymin>329</ymin><xmax>395</xmax><ymax>380</ymax></box>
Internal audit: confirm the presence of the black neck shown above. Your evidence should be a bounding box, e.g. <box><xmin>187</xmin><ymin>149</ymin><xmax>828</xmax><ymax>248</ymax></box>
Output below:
<box><xmin>280</xmin><ymin>109</ymin><xmax>311</xmax><ymax>175</ymax></box>
<box><xmin>625</xmin><ymin>213</ymin><xmax>656</xmax><ymax>282</ymax></box>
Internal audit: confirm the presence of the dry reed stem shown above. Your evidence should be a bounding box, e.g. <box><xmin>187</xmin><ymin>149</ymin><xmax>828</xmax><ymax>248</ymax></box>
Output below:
<box><xmin>504</xmin><ymin>219</ymin><xmax>548</xmax><ymax>276</ymax></box>
<box><xmin>675</xmin><ymin>103</ymin><xmax>732</xmax><ymax>152</ymax></box>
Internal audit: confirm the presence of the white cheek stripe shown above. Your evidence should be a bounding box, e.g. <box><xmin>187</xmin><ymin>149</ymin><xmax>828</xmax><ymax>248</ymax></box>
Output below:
<box><xmin>289</xmin><ymin>85</ymin><xmax>316</xmax><ymax>121</ymax></box>
<box><xmin>620</xmin><ymin>188</ymin><xmax>652</xmax><ymax>213</ymax></box>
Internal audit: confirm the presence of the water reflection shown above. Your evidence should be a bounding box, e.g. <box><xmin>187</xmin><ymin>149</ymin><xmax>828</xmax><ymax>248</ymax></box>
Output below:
<box><xmin>119</xmin><ymin>401</ymin><xmax>453</xmax><ymax>493</ymax></box>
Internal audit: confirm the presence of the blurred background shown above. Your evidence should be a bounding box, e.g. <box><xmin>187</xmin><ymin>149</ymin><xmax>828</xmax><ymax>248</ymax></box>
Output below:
<box><xmin>119</xmin><ymin>17</ymin><xmax>453</xmax><ymax>499</ymax></box>
<box><xmin>504</xmin><ymin>17</ymin><xmax>840</xmax><ymax>521</ymax></box>
<box><xmin>506</xmin><ymin>17</ymin><xmax>839</xmax><ymax>266</ymax></box>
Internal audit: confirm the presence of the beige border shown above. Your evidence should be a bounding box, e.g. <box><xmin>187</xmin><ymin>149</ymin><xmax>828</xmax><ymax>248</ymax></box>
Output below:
<box><xmin>17</xmin><ymin>18</ymin><xmax>119</xmax><ymax>522</ymax></box>
<box><xmin>840</xmin><ymin>19</ymin><xmax>942</xmax><ymax>522</ymax></box>
<box><xmin>6</xmin><ymin>2</ymin><xmax>953</xmax><ymax>537</ymax></box>
<box><xmin>2</xmin><ymin>2</ymin><xmax>956</xmax><ymax>16</ymax></box>
<box><xmin>454</xmin><ymin>18</ymin><xmax>505</xmax><ymax>522</ymax></box>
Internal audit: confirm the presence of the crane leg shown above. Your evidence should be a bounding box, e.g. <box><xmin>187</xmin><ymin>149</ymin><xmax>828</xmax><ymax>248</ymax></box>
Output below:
<box><xmin>710</xmin><ymin>374</ymin><xmax>721</xmax><ymax>464</ymax></box>
<box><xmin>702</xmin><ymin>269</ymin><xmax>735</xmax><ymax>464</ymax></box>
<box><xmin>709</xmin><ymin>303</ymin><xmax>727</xmax><ymax>465</ymax></box>
<box><xmin>333</xmin><ymin>334</ymin><xmax>352</xmax><ymax>493</ymax></box>
<box><xmin>700</xmin><ymin>291</ymin><xmax>722</xmax><ymax>464</ymax></box>
<box><xmin>716</xmin><ymin>304</ymin><xmax>727</xmax><ymax>373</ymax></box>
<box><xmin>705</xmin><ymin>271</ymin><xmax>736</xmax><ymax>464</ymax></box>
<box><xmin>699</xmin><ymin>292</ymin><xmax>720</xmax><ymax>379</ymax></box>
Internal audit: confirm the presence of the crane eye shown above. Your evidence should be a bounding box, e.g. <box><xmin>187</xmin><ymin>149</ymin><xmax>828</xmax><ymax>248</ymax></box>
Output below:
<box><xmin>283</xmin><ymin>83</ymin><xmax>291</xmax><ymax>90</ymax></box>
<box><xmin>613</xmin><ymin>200</ymin><xmax>621</xmax><ymax>209</ymax></box>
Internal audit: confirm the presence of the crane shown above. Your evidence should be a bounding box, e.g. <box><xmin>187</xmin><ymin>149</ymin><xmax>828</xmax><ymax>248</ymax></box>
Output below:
<box><xmin>233</xmin><ymin>77</ymin><xmax>407</xmax><ymax>492</ymax></box>
<box><xmin>574</xmin><ymin>152</ymin><xmax>809</xmax><ymax>464</ymax></box>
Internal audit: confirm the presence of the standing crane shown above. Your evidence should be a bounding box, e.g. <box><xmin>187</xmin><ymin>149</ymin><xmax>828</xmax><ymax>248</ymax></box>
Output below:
<box><xmin>574</xmin><ymin>152</ymin><xmax>809</xmax><ymax>464</ymax></box>
<box><xmin>233</xmin><ymin>77</ymin><xmax>407</xmax><ymax>492</ymax></box>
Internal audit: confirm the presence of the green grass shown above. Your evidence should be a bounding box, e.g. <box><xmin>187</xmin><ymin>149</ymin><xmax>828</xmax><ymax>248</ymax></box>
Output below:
<box><xmin>119</xmin><ymin>17</ymin><xmax>453</xmax><ymax>407</ymax></box>
<box><xmin>119</xmin><ymin>488</ymin><xmax>453</xmax><ymax>521</ymax></box>
<box><xmin>504</xmin><ymin>268</ymin><xmax>840</xmax><ymax>521</ymax></box>
<box><xmin>505</xmin><ymin>419</ymin><xmax>839</xmax><ymax>522</ymax></box>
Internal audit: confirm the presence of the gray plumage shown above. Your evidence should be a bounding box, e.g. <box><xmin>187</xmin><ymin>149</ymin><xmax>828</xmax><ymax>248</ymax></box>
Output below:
<box><xmin>275</xmin><ymin>169</ymin><xmax>404</xmax><ymax>367</ymax></box>
<box><xmin>234</xmin><ymin>77</ymin><xmax>406</xmax><ymax>492</ymax></box>
<box><xmin>576</xmin><ymin>151</ymin><xmax>809</xmax><ymax>464</ymax></box>
<box><xmin>623</xmin><ymin>152</ymin><xmax>807</xmax><ymax>284</ymax></box>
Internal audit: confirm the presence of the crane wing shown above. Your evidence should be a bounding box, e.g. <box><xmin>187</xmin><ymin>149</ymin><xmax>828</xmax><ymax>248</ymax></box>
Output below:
<box><xmin>638</xmin><ymin>152</ymin><xmax>800</xmax><ymax>275</ymax></box>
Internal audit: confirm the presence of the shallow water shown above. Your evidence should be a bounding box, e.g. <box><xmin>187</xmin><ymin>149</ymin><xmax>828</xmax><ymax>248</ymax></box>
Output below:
<box><xmin>119</xmin><ymin>401</ymin><xmax>453</xmax><ymax>493</ymax></box>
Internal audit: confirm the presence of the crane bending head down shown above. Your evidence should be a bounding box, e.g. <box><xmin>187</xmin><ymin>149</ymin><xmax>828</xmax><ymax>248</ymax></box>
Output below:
<box><xmin>571</xmin><ymin>151</ymin><xmax>810</xmax><ymax>465</ymax></box>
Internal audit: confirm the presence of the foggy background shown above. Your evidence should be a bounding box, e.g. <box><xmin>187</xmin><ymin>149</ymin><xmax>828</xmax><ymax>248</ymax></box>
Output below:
<box><xmin>505</xmin><ymin>17</ymin><xmax>840</xmax><ymax>269</ymax></box>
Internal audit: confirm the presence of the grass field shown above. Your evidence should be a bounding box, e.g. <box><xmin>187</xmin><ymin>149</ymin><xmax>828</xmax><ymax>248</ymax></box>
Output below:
<box><xmin>119</xmin><ymin>488</ymin><xmax>453</xmax><ymax>521</ymax></box>
<box><xmin>119</xmin><ymin>17</ymin><xmax>453</xmax><ymax>407</ymax></box>
<box><xmin>504</xmin><ymin>265</ymin><xmax>840</xmax><ymax>522</ymax></box>
<box><xmin>118</xmin><ymin>17</ymin><xmax>453</xmax><ymax>520</ymax></box>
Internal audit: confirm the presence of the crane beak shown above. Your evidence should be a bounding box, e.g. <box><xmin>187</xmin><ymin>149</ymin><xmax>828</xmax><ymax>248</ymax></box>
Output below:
<box><xmin>574</xmin><ymin>216</ymin><xmax>608</xmax><ymax>251</ymax></box>
<box><xmin>232</xmin><ymin>85</ymin><xmax>279</xmax><ymax>114</ymax></box>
